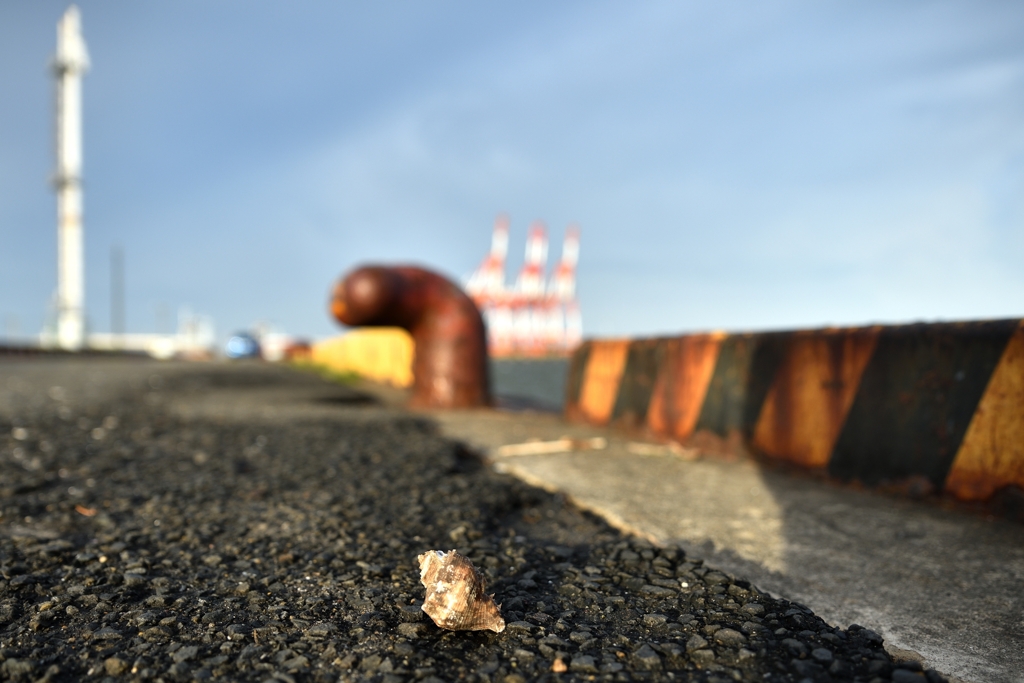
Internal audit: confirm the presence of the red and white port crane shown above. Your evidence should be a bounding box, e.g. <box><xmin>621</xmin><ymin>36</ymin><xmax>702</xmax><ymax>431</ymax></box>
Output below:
<box><xmin>465</xmin><ymin>216</ymin><xmax>582</xmax><ymax>357</ymax></box>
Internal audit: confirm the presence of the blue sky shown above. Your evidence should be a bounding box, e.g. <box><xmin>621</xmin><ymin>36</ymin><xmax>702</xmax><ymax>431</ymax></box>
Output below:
<box><xmin>1</xmin><ymin>1</ymin><xmax>1022</xmax><ymax>341</ymax></box>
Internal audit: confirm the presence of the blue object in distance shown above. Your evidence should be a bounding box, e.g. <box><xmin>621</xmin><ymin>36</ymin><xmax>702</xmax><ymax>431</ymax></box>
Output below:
<box><xmin>225</xmin><ymin>332</ymin><xmax>261</xmax><ymax>359</ymax></box>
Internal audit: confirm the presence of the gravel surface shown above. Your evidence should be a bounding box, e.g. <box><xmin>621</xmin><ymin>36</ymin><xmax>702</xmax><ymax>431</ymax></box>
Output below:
<box><xmin>0</xmin><ymin>359</ymin><xmax>949</xmax><ymax>682</ymax></box>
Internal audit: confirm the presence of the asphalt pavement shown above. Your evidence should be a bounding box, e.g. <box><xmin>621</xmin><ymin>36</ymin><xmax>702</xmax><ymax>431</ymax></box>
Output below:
<box><xmin>0</xmin><ymin>358</ymin><xmax>1008</xmax><ymax>683</ymax></box>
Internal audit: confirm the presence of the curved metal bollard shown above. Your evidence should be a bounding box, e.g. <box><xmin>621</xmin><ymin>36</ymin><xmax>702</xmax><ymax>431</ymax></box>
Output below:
<box><xmin>330</xmin><ymin>265</ymin><xmax>491</xmax><ymax>408</ymax></box>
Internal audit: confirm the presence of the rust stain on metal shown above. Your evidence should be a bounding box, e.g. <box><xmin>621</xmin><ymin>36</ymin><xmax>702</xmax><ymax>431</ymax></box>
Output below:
<box><xmin>646</xmin><ymin>333</ymin><xmax>723</xmax><ymax>441</ymax></box>
<box><xmin>752</xmin><ymin>328</ymin><xmax>878</xmax><ymax>468</ymax></box>
<box><xmin>945</xmin><ymin>323</ymin><xmax>1024</xmax><ymax>501</ymax></box>
<box><xmin>577</xmin><ymin>340</ymin><xmax>631</xmax><ymax>423</ymax></box>
<box><xmin>330</xmin><ymin>265</ymin><xmax>490</xmax><ymax>408</ymax></box>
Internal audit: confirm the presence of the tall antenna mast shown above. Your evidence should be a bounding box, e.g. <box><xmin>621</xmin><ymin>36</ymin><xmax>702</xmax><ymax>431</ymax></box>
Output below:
<box><xmin>53</xmin><ymin>5</ymin><xmax>90</xmax><ymax>350</ymax></box>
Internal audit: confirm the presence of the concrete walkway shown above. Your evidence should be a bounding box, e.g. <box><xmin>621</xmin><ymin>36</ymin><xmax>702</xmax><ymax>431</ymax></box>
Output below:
<box><xmin>431</xmin><ymin>407</ymin><xmax>1024</xmax><ymax>683</ymax></box>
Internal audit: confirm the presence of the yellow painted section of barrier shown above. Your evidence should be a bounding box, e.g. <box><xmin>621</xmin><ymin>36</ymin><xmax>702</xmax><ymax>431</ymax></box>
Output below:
<box><xmin>945</xmin><ymin>324</ymin><xmax>1024</xmax><ymax>501</ymax></box>
<box><xmin>311</xmin><ymin>328</ymin><xmax>414</xmax><ymax>388</ymax></box>
<box><xmin>578</xmin><ymin>340</ymin><xmax>631</xmax><ymax>424</ymax></box>
<box><xmin>752</xmin><ymin>330</ymin><xmax>878</xmax><ymax>468</ymax></box>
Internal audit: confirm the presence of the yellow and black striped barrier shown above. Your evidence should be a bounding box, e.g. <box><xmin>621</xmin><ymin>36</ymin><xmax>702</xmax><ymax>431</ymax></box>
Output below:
<box><xmin>565</xmin><ymin>319</ymin><xmax>1024</xmax><ymax>503</ymax></box>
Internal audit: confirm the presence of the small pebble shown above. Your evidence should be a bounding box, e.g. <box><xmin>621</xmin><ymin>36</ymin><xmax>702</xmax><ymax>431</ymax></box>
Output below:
<box><xmin>570</xmin><ymin>655</ymin><xmax>599</xmax><ymax>673</ymax></box>
<box><xmin>633</xmin><ymin>644</ymin><xmax>662</xmax><ymax>670</ymax></box>
<box><xmin>714</xmin><ymin>628</ymin><xmax>747</xmax><ymax>647</ymax></box>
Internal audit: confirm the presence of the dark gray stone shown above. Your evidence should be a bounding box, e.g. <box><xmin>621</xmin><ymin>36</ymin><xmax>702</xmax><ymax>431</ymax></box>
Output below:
<box><xmin>714</xmin><ymin>628</ymin><xmax>747</xmax><ymax>647</ymax></box>
<box><xmin>687</xmin><ymin>634</ymin><xmax>709</xmax><ymax>652</ymax></box>
<box><xmin>783</xmin><ymin>637</ymin><xmax>808</xmax><ymax>655</ymax></box>
<box><xmin>570</xmin><ymin>655</ymin><xmax>598</xmax><ymax>673</ymax></box>
<box><xmin>632</xmin><ymin>644</ymin><xmax>662</xmax><ymax>670</ymax></box>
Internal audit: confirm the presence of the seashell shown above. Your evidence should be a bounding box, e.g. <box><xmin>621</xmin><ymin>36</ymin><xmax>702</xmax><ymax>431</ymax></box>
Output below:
<box><xmin>417</xmin><ymin>549</ymin><xmax>505</xmax><ymax>633</ymax></box>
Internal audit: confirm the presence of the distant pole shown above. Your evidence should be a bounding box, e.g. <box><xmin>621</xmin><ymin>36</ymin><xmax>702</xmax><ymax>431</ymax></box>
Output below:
<box><xmin>111</xmin><ymin>246</ymin><xmax>124</xmax><ymax>344</ymax></box>
<box><xmin>52</xmin><ymin>6</ymin><xmax>90</xmax><ymax>351</ymax></box>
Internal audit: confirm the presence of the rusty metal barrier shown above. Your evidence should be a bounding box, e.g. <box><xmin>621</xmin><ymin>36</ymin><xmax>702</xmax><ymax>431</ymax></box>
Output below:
<box><xmin>330</xmin><ymin>265</ymin><xmax>491</xmax><ymax>408</ymax></box>
<box><xmin>566</xmin><ymin>320</ymin><xmax>1024</xmax><ymax>505</ymax></box>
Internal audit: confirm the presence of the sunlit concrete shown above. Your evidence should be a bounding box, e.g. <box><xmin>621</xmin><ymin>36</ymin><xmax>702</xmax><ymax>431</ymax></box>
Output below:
<box><xmin>495</xmin><ymin>452</ymin><xmax>787</xmax><ymax>574</ymax></box>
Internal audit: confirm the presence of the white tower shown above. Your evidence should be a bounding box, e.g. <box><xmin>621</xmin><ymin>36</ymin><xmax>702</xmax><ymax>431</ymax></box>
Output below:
<box><xmin>52</xmin><ymin>6</ymin><xmax>89</xmax><ymax>350</ymax></box>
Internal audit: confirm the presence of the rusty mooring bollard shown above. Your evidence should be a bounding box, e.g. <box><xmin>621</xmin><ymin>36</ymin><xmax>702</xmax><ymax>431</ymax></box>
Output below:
<box><xmin>330</xmin><ymin>265</ymin><xmax>491</xmax><ymax>408</ymax></box>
